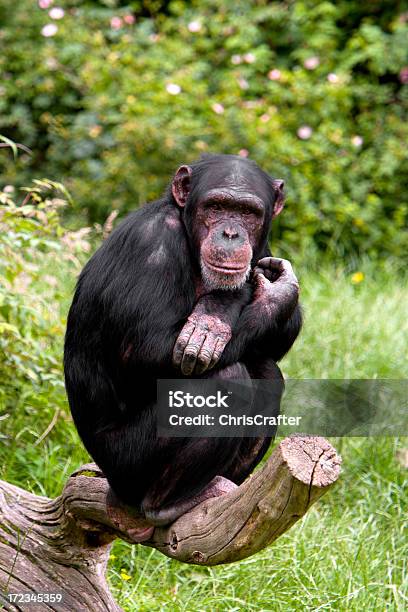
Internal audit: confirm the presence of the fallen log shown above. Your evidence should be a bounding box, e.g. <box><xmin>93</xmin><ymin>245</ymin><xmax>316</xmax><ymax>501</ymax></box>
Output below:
<box><xmin>0</xmin><ymin>435</ymin><xmax>341</xmax><ymax>611</ymax></box>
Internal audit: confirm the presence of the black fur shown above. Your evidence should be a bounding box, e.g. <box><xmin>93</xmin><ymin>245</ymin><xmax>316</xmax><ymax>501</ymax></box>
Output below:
<box><xmin>64</xmin><ymin>154</ymin><xmax>302</xmax><ymax>523</ymax></box>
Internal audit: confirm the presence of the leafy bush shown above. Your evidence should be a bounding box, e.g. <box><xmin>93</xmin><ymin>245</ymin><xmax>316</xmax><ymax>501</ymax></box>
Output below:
<box><xmin>0</xmin><ymin>1</ymin><xmax>407</xmax><ymax>258</ymax></box>
<box><xmin>0</xmin><ymin>173</ymin><xmax>91</xmax><ymax>454</ymax></box>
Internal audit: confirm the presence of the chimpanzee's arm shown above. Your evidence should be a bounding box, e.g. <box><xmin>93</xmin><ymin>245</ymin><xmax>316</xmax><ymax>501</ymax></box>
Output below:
<box><xmin>220</xmin><ymin>296</ymin><xmax>302</xmax><ymax>367</ymax></box>
<box><xmin>219</xmin><ymin>257</ymin><xmax>301</xmax><ymax>366</ymax></box>
<box><xmin>172</xmin><ymin>284</ymin><xmax>252</xmax><ymax>375</ymax></box>
<box><xmin>173</xmin><ymin>257</ymin><xmax>301</xmax><ymax>375</ymax></box>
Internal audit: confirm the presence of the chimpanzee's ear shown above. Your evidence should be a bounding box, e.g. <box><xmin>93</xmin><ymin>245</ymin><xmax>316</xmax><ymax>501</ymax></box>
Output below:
<box><xmin>272</xmin><ymin>179</ymin><xmax>285</xmax><ymax>218</ymax></box>
<box><xmin>172</xmin><ymin>165</ymin><xmax>192</xmax><ymax>207</ymax></box>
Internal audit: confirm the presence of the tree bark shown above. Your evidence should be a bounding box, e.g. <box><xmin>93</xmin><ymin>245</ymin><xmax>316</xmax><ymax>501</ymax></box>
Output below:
<box><xmin>0</xmin><ymin>435</ymin><xmax>341</xmax><ymax>611</ymax></box>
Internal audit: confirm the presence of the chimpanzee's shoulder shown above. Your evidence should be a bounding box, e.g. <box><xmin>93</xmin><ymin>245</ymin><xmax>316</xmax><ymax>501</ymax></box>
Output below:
<box><xmin>108</xmin><ymin>198</ymin><xmax>182</xmax><ymax>242</ymax></box>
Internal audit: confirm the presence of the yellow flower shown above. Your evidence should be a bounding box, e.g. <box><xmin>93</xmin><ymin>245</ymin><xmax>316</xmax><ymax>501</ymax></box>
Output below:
<box><xmin>351</xmin><ymin>271</ymin><xmax>364</xmax><ymax>284</ymax></box>
<box><xmin>109</xmin><ymin>554</ymin><xmax>116</xmax><ymax>561</ymax></box>
<box><xmin>120</xmin><ymin>570</ymin><xmax>132</xmax><ymax>581</ymax></box>
<box><xmin>89</xmin><ymin>125</ymin><xmax>102</xmax><ymax>138</ymax></box>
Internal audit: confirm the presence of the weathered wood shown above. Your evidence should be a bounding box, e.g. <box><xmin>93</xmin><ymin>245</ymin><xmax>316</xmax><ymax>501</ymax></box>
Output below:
<box><xmin>0</xmin><ymin>435</ymin><xmax>341</xmax><ymax>611</ymax></box>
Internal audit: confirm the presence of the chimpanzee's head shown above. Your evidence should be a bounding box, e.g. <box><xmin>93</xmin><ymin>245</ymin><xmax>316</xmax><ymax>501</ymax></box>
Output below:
<box><xmin>171</xmin><ymin>154</ymin><xmax>285</xmax><ymax>290</ymax></box>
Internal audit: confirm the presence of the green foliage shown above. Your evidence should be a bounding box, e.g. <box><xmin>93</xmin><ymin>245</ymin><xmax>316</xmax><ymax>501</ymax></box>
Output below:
<box><xmin>0</xmin><ymin>173</ymin><xmax>91</xmax><ymax>471</ymax></box>
<box><xmin>1</xmin><ymin>1</ymin><xmax>407</xmax><ymax>258</ymax></box>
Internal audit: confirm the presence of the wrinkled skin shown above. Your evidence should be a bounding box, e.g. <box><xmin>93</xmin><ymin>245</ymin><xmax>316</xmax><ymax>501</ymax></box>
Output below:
<box><xmin>171</xmin><ymin>162</ymin><xmax>297</xmax><ymax>377</ymax></box>
<box><xmin>64</xmin><ymin>154</ymin><xmax>302</xmax><ymax>538</ymax></box>
<box><xmin>173</xmin><ymin>256</ymin><xmax>299</xmax><ymax>377</ymax></box>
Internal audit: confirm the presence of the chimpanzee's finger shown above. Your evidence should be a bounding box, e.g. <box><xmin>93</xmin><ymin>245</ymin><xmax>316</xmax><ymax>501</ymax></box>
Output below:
<box><xmin>257</xmin><ymin>257</ymin><xmax>297</xmax><ymax>284</ymax></box>
<box><xmin>194</xmin><ymin>334</ymin><xmax>217</xmax><ymax>375</ymax></box>
<box><xmin>254</xmin><ymin>265</ymin><xmax>275</xmax><ymax>281</ymax></box>
<box><xmin>208</xmin><ymin>337</ymin><xmax>226</xmax><ymax>370</ymax></box>
<box><xmin>252</xmin><ymin>269</ymin><xmax>270</xmax><ymax>291</ymax></box>
<box><xmin>173</xmin><ymin>321</ymin><xmax>195</xmax><ymax>367</ymax></box>
<box><xmin>257</xmin><ymin>256</ymin><xmax>293</xmax><ymax>274</ymax></box>
<box><xmin>180</xmin><ymin>329</ymin><xmax>206</xmax><ymax>376</ymax></box>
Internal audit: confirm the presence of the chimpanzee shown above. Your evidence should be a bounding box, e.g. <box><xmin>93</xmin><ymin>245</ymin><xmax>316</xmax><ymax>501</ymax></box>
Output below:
<box><xmin>64</xmin><ymin>154</ymin><xmax>301</xmax><ymax>540</ymax></box>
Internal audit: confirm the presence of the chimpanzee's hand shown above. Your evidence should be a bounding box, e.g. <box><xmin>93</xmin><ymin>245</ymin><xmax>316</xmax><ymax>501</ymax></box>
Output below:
<box><xmin>252</xmin><ymin>257</ymin><xmax>299</xmax><ymax>317</ymax></box>
<box><xmin>173</xmin><ymin>312</ymin><xmax>232</xmax><ymax>376</ymax></box>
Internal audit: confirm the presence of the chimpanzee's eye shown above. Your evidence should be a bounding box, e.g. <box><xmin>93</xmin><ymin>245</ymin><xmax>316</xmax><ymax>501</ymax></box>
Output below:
<box><xmin>210</xmin><ymin>202</ymin><xmax>223</xmax><ymax>212</ymax></box>
<box><xmin>241</xmin><ymin>204</ymin><xmax>263</xmax><ymax>218</ymax></box>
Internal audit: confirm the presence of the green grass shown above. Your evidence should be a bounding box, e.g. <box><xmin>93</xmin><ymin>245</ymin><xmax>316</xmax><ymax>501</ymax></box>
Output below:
<box><xmin>1</xmin><ymin>259</ymin><xmax>407</xmax><ymax>611</ymax></box>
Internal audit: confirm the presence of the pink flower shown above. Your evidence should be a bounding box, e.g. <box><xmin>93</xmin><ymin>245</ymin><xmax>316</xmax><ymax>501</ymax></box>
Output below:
<box><xmin>188</xmin><ymin>21</ymin><xmax>201</xmax><ymax>32</ymax></box>
<box><xmin>238</xmin><ymin>149</ymin><xmax>249</xmax><ymax>157</ymax></box>
<box><xmin>38</xmin><ymin>0</ymin><xmax>53</xmax><ymax>8</ymax></box>
<box><xmin>238</xmin><ymin>78</ymin><xmax>249</xmax><ymax>90</ymax></box>
<box><xmin>260</xmin><ymin>113</ymin><xmax>270</xmax><ymax>123</ymax></box>
<box><xmin>297</xmin><ymin>125</ymin><xmax>313</xmax><ymax>140</ymax></box>
<box><xmin>351</xmin><ymin>135</ymin><xmax>363</xmax><ymax>147</ymax></box>
<box><xmin>268</xmin><ymin>69</ymin><xmax>281</xmax><ymax>81</ymax></box>
<box><xmin>327</xmin><ymin>73</ymin><xmax>339</xmax><ymax>83</ymax></box>
<box><xmin>244</xmin><ymin>53</ymin><xmax>255</xmax><ymax>64</ymax></box>
<box><xmin>41</xmin><ymin>23</ymin><xmax>58</xmax><ymax>37</ymax></box>
<box><xmin>304</xmin><ymin>56</ymin><xmax>320</xmax><ymax>70</ymax></box>
<box><xmin>124</xmin><ymin>14</ymin><xmax>135</xmax><ymax>25</ymax></box>
<box><xmin>49</xmin><ymin>7</ymin><xmax>64</xmax><ymax>19</ymax></box>
<box><xmin>399</xmin><ymin>67</ymin><xmax>408</xmax><ymax>84</ymax></box>
<box><xmin>231</xmin><ymin>55</ymin><xmax>242</xmax><ymax>65</ymax></box>
<box><xmin>212</xmin><ymin>103</ymin><xmax>224</xmax><ymax>114</ymax></box>
<box><xmin>4</xmin><ymin>185</ymin><xmax>14</xmax><ymax>193</ymax></box>
<box><xmin>110</xmin><ymin>16</ymin><xmax>123</xmax><ymax>30</ymax></box>
<box><xmin>166</xmin><ymin>83</ymin><xmax>181</xmax><ymax>95</ymax></box>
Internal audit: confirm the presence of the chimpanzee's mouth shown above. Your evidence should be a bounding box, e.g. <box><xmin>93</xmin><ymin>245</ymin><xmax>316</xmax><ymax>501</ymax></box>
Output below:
<box><xmin>201</xmin><ymin>256</ymin><xmax>251</xmax><ymax>290</ymax></box>
<box><xmin>204</xmin><ymin>260</ymin><xmax>248</xmax><ymax>275</ymax></box>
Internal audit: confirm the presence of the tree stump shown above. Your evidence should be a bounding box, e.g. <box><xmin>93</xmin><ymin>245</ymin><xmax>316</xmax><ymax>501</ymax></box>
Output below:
<box><xmin>0</xmin><ymin>435</ymin><xmax>341</xmax><ymax>611</ymax></box>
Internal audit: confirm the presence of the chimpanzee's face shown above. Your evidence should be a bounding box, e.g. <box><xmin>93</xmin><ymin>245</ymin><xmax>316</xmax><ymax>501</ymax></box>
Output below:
<box><xmin>171</xmin><ymin>157</ymin><xmax>284</xmax><ymax>290</ymax></box>
<box><xmin>194</xmin><ymin>178</ymin><xmax>266</xmax><ymax>290</ymax></box>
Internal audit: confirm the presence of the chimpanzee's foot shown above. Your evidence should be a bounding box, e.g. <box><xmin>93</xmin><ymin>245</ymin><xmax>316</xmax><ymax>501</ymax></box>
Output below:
<box><xmin>207</xmin><ymin>475</ymin><xmax>239</xmax><ymax>496</ymax></box>
<box><xmin>106</xmin><ymin>489</ymin><xmax>155</xmax><ymax>543</ymax></box>
<box><xmin>127</xmin><ymin>525</ymin><xmax>155</xmax><ymax>542</ymax></box>
<box><xmin>143</xmin><ymin>475</ymin><xmax>238</xmax><ymax>526</ymax></box>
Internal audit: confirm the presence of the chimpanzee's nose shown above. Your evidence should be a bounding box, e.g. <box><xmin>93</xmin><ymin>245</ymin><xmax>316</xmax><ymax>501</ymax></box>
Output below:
<box><xmin>223</xmin><ymin>227</ymin><xmax>239</xmax><ymax>240</ymax></box>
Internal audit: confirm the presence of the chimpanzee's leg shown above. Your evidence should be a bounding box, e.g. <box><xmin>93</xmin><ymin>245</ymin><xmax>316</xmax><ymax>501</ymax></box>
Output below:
<box><xmin>142</xmin><ymin>362</ymin><xmax>251</xmax><ymax>525</ymax></box>
<box><xmin>221</xmin><ymin>358</ymin><xmax>284</xmax><ymax>484</ymax></box>
<box><xmin>143</xmin><ymin>360</ymin><xmax>284</xmax><ymax>525</ymax></box>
